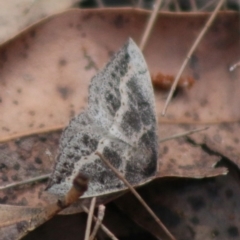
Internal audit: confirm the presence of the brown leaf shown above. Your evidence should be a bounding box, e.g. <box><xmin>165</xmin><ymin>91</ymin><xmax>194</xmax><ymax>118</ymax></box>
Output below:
<box><xmin>0</xmin><ymin>205</ymin><xmax>43</xmax><ymax>240</ymax></box>
<box><xmin>0</xmin><ymin>133</ymin><xmax>59</xmax><ymax>208</ymax></box>
<box><xmin>189</xmin><ymin>123</ymin><xmax>240</xmax><ymax>169</ymax></box>
<box><xmin>114</xmin><ymin>163</ymin><xmax>240</xmax><ymax>240</ymax></box>
<box><xmin>0</xmin><ymin>0</ymin><xmax>79</xmax><ymax>44</ymax></box>
<box><xmin>158</xmin><ymin>127</ymin><xmax>225</xmax><ymax>178</ymax></box>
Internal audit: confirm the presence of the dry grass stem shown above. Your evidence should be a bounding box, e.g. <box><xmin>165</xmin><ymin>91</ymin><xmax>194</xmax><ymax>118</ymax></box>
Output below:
<box><xmin>82</xmin><ymin>205</ymin><xmax>118</xmax><ymax>240</ymax></box>
<box><xmin>139</xmin><ymin>0</ymin><xmax>163</xmax><ymax>51</ymax></box>
<box><xmin>159</xmin><ymin>126</ymin><xmax>209</xmax><ymax>143</ymax></box>
<box><xmin>0</xmin><ymin>125</ymin><xmax>63</xmax><ymax>143</ymax></box>
<box><xmin>137</xmin><ymin>0</ymin><xmax>144</xmax><ymax>8</ymax></box>
<box><xmin>162</xmin><ymin>0</ymin><xmax>225</xmax><ymax>116</ymax></box>
<box><xmin>161</xmin><ymin>0</ymin><xmax>171</xmax><ymax>10</ymax></box>
<box><xmin>173</xmin><ymin>0</ymin><xmax>181</xmax><ymax>11</ymax></box>
<box><xmin>190</xmin><ymin>0</ymin><xmax>197</xmax><ymax>11</ymax></box>
<box><xmin>96</xmin><ymin>152</ymin><xmax>176</xmax><ymax>240</ymax></box>
<box><xmin>95</xmin><ymin>0</ymin><xmax>104</xmax><ymax>8</ymax></box>
<box><xmin>84</xmin><ymin>197</ymin><xmax>97</xmax><ymax>240</ymax></box>
<box><xmin>199</xmin><ymin>0</ymin><xmax>217</xmax><ymax>11</ymax></box>
<box><xmin>89</xmin><ymin>205</ymin><xmax>106</xmax><ymax>240</ymax></box>
<box><xmin>0</xmin><ymin>173</ymin><xmax>50</xmax><ymax>191</ymax></box>
<box><xmin>229</xmin><ymin>61</ymin><xmax>240</xmax><ymax>72</ymax></box>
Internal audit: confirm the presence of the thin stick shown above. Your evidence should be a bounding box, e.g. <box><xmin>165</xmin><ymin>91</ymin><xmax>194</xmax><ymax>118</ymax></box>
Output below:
<box><xmin>159</xmin><ymin>118</ymin><xmax>239</xmax><ymax>124</ymax></box>
<box><xmin>89</xmin><ymin>205</ymin><xmax>106</xmax><ymax>240</ymax></box>
<box><xmin>137</xmin><ymin>0</ymin><xmax>143</xmax><ymax>8</ymax></box>
<box><xmin>96</xmin><ymin>152</ymin><xmax>176</xmax><ymax>240</ymax></box>
<box><xmin>199</xmin><ymin>0</ymin><xmax>217</xmax><ymax>11</ymax></box>
<box><xmin>173</xmin><ymin>0</ymin><xmax>180</xmax><ymax>11</ymax></box>
<box><xmin>95</xmin><ymin>0</ymin><xmax>104</xmax><ymax>8</ymax></box>
<box><xmin>229</xmin><ymin>61</ymin><xmax>240</xmax><ymax>72</ymax></box>
<box><xmin>223</xmin><ymin>0</ymin><xmax>227</xmax><ymax>10</ymax></box>
<box><xmin>82</xmin><ymin>205</ymin><xmax>118</xmax><ymax>240</ymax></box>
<box><xmin>139</xmin><ymin>0</ymin><xmax>162</xmax><ymax>51</ymax></box>
<box><xmin>129</xmin><ymin>0</ymin><xmax>137</xmax><ymax>7</ymax></box>
<box><xmin>84</xmin><ymin>197</ymin><xmax>96</xmax><ymax>240</ymax></box>
<box><xmin>0</xmin><ymin>125</ymin><xmax>63</xmax><ymax>143</ymax></box>
<box><xmin>159</xmin><ymin>126</ymin><xmax>209</xmax><ymax>143</ymax></box>
<box><xmin>161</xmin><ymin>0</ymin><xmax>171</xmax><ymax>11</ymax></box>
<box><xmin>161</xmin><ymin>0</ymin><xmax>225</xmax><ymax>116</ymax></box>
<box><xmin>0</xmin><ymin>174</ymin><xmax>50</xmax><ymax>191</ymax></box>
<box><xmin>189</xmin><ymin>0</ymin><xmax>197</xmax><ymax>11</ymax></box>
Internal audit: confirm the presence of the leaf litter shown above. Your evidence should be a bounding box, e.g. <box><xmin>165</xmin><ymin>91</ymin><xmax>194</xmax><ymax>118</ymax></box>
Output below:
<box><xmin>0</xmin><ymin>7</ymin><xmax>239</xmax><ymax>240</ymax></box>
<box><xmin>0</xmin><ymin>0</ymin><xmax>80</xmax><ymax>44</ymax></box>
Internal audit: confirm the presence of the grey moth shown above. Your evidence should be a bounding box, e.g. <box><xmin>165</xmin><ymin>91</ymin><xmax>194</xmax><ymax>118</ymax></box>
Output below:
<box><xmin>47</xmin><ymin>38</ymin><xmax>158</xmax><ymax>199</ymax></box>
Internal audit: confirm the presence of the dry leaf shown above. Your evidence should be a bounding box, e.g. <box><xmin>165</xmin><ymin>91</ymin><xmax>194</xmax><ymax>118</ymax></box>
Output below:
<box><xmin>114</xmin><ymin>163</ymin><xmax>240</xmax><ymax>240</ymax></box>
<box><xmin>188</xmin><ymin>123</ymin><xmax>240</xmax><ymax>169</ymax></box>
<box><xmin>0</xmin><ymin>0</ymin><xmax>80</xmax><ymax>44</ymax></box>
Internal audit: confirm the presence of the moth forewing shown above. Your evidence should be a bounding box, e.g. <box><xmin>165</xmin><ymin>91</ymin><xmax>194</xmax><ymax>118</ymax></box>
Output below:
<box><xmin>47</xmin><ymin>38</ymin><xmax>158</xmax><ymax>200</ymax></box>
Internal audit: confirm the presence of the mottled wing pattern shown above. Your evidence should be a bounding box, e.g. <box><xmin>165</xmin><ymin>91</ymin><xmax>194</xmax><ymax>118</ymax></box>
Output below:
<box><xmin>47</xmin><ymin>39</ymin><xmax>158</xmax><ymax>198</ymax></box>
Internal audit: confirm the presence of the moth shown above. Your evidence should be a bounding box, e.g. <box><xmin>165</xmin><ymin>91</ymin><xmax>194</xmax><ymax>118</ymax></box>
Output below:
<box><xmin>47</xmin><ymin>38</ymin><xmax>158</xmax><ymax>199</ymax></box>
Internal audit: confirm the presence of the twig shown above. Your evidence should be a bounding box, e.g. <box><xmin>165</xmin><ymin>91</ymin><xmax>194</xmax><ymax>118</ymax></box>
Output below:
<box><xmin>223</xmin><ymin>0</ymin><xmax>228</xmax><ymax>10</ymax></box>
<box><xmin>199</xmin><ymin>0</ymin><xmax>217</xmax><ymax>11</ymax></box>
<box><xmin>84</xmin><ymin>197</ymin><xmax>96</xmax><ymax>240</ymax></box>
<box><xmin>173</xmin><ymin>0</ymin><xmax>181</xmax><ymax>11</ymax></box>
<box><xmin>159</xmin><ymin>126</ymin><xmax>209</xmax><ymax>143</ymax></box>
<box><xmin>129</xmin><ymin>0</ymin><xmax>138</xmax><ymax>7</ymax></box>
<box><xmin>0</xmin><ymin>125</ymin><xmax>63</xmax><ymax>143</ymax></box>
<box><xmin>139</xmin><ymin>0</ymin><xmax>162</xmax><ymax>51</ymax></box>
<box><xmin>96</xmin><ymin>152</ymin><xmax>176</xmax><ymax>240</ymax></box>
<box><xmin>89</xmin><ymin>205</ymin><xmax>106</xmax><ymax>240</ymax></box>
<box><xmin>161</xmin><ymin>0</ymin><xmax>171</xmax><ymax>11</ymax></box>
<box><xmin>95</xmin><ymin>0</ymin><xmax>104</xmax><ymax>8</ymax></box>
<box><xmin>82</xmin><ymin>205</ymin><xmax>118</xmax><ymax>240</ymax></box>
<box><xmin>159</xmin><ymin>118</ymin><xmax>240</xmax><ymax>124</ymax></box>
<box><xmin>189</xmin><ymin>0</ymin><xmax>197</xmax><ymax>11</ymax></box>
<box><xmin>137</xmin><ymin>0</ymin><xmax>143</xmax><ymax>8</ymax></box>
<box><xmin>0</xmin><ymin>174</ymin><xmax>50</xmax><ymax>191</ymax></box>
<box><xmin>229</xmin><ymin>61</ymin><xmax>240</xmax><ymax>72</ymax></box>
<box><xmin>161</xmin><ymin>0</ymin><xmax>225</xmax><ymax>116</ymax></box>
